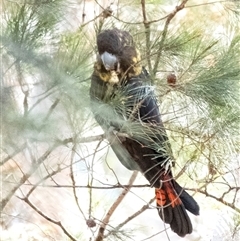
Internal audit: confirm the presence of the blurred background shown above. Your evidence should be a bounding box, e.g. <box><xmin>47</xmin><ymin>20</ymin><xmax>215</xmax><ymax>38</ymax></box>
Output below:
<box><xmin>1</xmin><ymin>0</ymin><xmax>240</xmax><ymax>240</ymax></box>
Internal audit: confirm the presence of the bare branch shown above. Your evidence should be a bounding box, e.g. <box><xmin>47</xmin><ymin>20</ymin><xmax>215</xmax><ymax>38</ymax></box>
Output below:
<box><xmin>1</xmin><ymin>142</ymin><xmax>62</xmax><ymax>211</ymax></box>
<box><xmin>105</xmin><ymin>197</ymin><xmax>155</xmax><ymax>238</ymax></box>
<box><xmin>186</xmin><ymin>188</ymin><xmax>240</xmax><ymax>213</ymax></box>
<box><xmin>1</xmin><ymin>143</ymin><xmax>27</xmax><ymax>166</ymax></box>
<box><xmin>141</xmin><ymin>0</ymin><xmax>153</xmax><ymax>76</ymax></box>
<box><xmin>153</xmin><ymin>0</ymin><xmax>189</xmax><ymax>76</ymax></box>
<box><xmin>95</xmin><ymin>171</ymin><xmax>138</xmax><ymax>241</ymax></box>
<box><xmin>19</xmin><ymin>196</ymin><xmax>77</xmax><ymax>241</ymax></box>
<box><xmin>70</xmin><ymin>142</ymin><xmax>87</xmax><ymax>220</ymax></box>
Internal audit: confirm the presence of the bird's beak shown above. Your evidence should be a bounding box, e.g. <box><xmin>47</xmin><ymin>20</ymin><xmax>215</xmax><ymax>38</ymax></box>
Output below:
<box><xmin>100</xmin><ymin>52</ymin><xmax>118</xmax><ymax>71</ymax></box>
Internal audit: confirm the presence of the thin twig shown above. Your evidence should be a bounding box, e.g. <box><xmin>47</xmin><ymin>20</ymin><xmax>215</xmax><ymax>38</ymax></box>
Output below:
<box><xmin>70</xmin><ymin>141</ymin><xmax>87</xmax><ymax>220</ymax></box>
<box><xmin>105</xmin><ymin>197</ymin><xmax>155</xmax><ymax>238</ymax></box>
<box><xmin>95</xmin><ymin>171</ymin><xmax>138</xmax><ymax>241</ymax></box>
<box><xmin>1</xmin><ymin>143</ymin><xmax>27</xmax><ymax>166</ymax></box>
<box><xmin>153</xmin><ymin>0</ymin><xmax>188</xmax><ymax>76</ymax></box>
<box><xmin>19</xmin><ymin>196</ymin><xmax>77</xmax><ymax>241</ymax></box>
<box><xmin>1</xmin><ymin>142</ymin><xmax>62</xmax><ymax>211</ymax></box>
<box><xmin>26</xmin><ymin>168</ymin><xmax>61</xmax><ymax>198</ymax></box>
<box><xmin>88</xmin><ymin>139</ymin><xmax>103</xmax><ymax>219</ymax></box>
<box><xmin>10</xmin><ymin>183</ymin><xmax>151</xmax><ymax>189</ymax></box>
<box><xmin>141</xmin><ymin>0</ymin><xmax>153</xmax><ymax>76</ymax></box>
<box><xmin>42</xmin><ymin>98</ymin><xmax>60</xmax><ymax>123</ymax></box>
<box><xmin>186</xmin><ymin>187</ymin><xmax>240</xmax><ymax>213</ymax></box>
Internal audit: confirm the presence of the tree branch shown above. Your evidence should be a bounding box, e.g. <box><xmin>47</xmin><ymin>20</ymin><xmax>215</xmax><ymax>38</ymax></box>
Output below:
<box><xmin>186</xmin><ymin>187</ymin><xmax>240</xmax><ymax>213</ymax></box>
<box><xmin>95</xmin><ymin>171</ymin><xmax>138</xmax><ymax>241</ymax></box>
<box><xmin>70</xmin><ymin>142</ymin><xmax>87</xmax><ymax>220</ymax></box>
<box><xmin>141</xmin><ymin>0</ymin><xmax>153</xmax><ymax>77</ymax></box>
<box><xmin>105</xmin><ymin>197</ymin><xmax>155</xmax><ymax>238</ymax></box>
<box><xmin>1</xmin><ymin>142</ymin><xmax>62</xmax><ymax>211</ymax></box>
<box><xmin>19</xmin><ymin>196</ymin><xmax>77</xmax><ymax>241</ymax></box>
<box><xmin>153</xmin><ymin>0</ymin><xmax>188</xmax><ymax>76</ymax></box>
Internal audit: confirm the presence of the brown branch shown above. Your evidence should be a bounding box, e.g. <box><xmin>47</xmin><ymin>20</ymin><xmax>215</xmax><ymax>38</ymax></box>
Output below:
<box><xmin>23</xmin><ymin>89</ymin><xmax>29</xmax><ymax>117</ymax></box>
<box><xmin>105</xmin><ymin>197</ymin><xmax>155</xmax><ymax>238</ymax></box>
<box><xmin>42</xmin><ymin>98</ymin><xmax>60</xmax><ymax>123</ymax></box>
<box><xmin>56</xmin><ymin>134</ymin><xmax>105</xmax><ymax>145</ymax></box>
<box><xmin>80</xmin><ymin>12</ymin><xmax>103</xmax><ymax>29</ymax></box>
<box><xmin>186</xmin><ymin>1</ymin><xmax>229</xmax><ymax>8</ymax></box>
<box><xmin>141</xmin><ymin>229</ymin><xmax>171</xmax><ymax>241</ymax></box>
<box><xmin>28</xmin><ymin>88</ymin><xmax>57</xmax><ymax>114</ymax></box>
<box><xmin>110</xmin><ymin>6</ymin><xmax>175</xmax><ymax>26</ymax></box>
<box><xmin>1</xmin><ymin>142</ymin><xmax>62</xmax><ymax>211</ymax></box>
<box><xmin>141</xmin><ymin>0</ymin><xmax>147</xmax><ymax>24</ymax></box>
<box><xmin>70</xmin><ymin>142</ymin><xmax>87</xmax><ymax>220</ymax></box>
<box><xmin>19</xmin><ymin>183</ymin><xmax>151</xmax><ymax>189</ymax></box>
<box><xmin>15</xmin><ymin>59</ymin><xmax>29</xmax><ymax>116</ymax></box>
<box><xmin>80</xmin><ymin>1</ymin><xmax>112</xmax><ymax>32</ymax></box>
<box><xmin>88</xmin><ymin>139</ymin><xmax>104</xmax><ymax>219</ymax></box>
<box><xmin>1</xmin><ymin>143</ymin><xmax>27</xmax><ymax>166</ymax></box>
<box><xmin>153</xmin><ymin>0</ymin><xmax>188</xmax><ymax>76</ymax></box>
<box><xmin>82</xmin><ymin>0</ymin><xmax>86</xmax><ymax>23</ymax></box>
<box><xmin>95</xmin><ymin>171</ymin><xmax>138</xmax><ymax>241</ymax></box>
<box><xmin>23</xmin><ymin>167</ymin><xmax>61</xmax><ymax>199</ymax></box>
<box><xmin>186</xmin><ymin>187</ymin><xmax>240</xmax><ymax>213</ymax></box>
<box><xmin>141</xmin><ymin>0</ymin><xmax>153</xmax><ymax>77</ymax></box>
<box><xmin>19</xmin><ymin>196</ymin><xmax>77</xmax><ymax>241</ymax></box>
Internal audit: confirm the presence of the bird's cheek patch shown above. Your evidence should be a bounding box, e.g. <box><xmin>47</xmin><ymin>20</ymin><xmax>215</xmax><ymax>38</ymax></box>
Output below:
<box><xmin>99</xmin><ymin>72</ymin><xmax>111</xmax><ymax>82</ymax></box>
<box><xmin>132</xmin><ymin>57</ymin><xmax>137</xmax><ymax>63</ymax></box>
<box><xmin>136</xmin><ymin>49</ymin><xmax>141</xmax><ymax>62</ymax></box>
<box><xmin>109</xmin><ymin>71</ymin><xmax>120</xmax><ymax>84</ymax></box>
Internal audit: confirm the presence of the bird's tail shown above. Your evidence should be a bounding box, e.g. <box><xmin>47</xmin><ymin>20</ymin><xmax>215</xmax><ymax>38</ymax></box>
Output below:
<box><xmin>155</xmin><ymin>174</ymin><xmax>199</xmax><ymax>237</ymax></box>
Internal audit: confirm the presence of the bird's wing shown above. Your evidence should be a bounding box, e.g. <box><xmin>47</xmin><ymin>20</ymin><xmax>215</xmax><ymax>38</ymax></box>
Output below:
<box><xmin>90</xmin><ymin>66</ymin><xmax>141</xmax><ymax>171</ymax></box>
<box><xmin>90</xmin><ymin>61</ymin><xmax>173</xmax><ymax>176</ymax></box>
<box><xmin>110</xmin><ymin>73</ymin><xmax>174</xmax><ymax>185</ymax></box>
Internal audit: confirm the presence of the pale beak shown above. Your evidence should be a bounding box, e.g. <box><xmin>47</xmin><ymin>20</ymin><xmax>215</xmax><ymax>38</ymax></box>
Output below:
<box><xmin>100</xmin><ymin>51</ymin><xmax>118</xmax><ymax>71</ymax></box>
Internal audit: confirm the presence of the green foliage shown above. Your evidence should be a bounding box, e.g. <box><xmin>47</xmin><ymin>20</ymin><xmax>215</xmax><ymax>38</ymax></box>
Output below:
<box><xmin>1</xmin><ymin>0</ymin><xmax>93</xmax><ymax>153</ymax></box>
<box><xmin>1</xmin><ymin>0</ymin><xmax>240</xmax><ymax>240</ymax></box>
<box><xmin>3</xmin><ymin>0</ymin><xmax>63</xmax><ymax>55</ymax></box>
<box><xmin>182</xmin><ymin>34</ymin><xmax>240</xmax><ymax>136</ymax></box>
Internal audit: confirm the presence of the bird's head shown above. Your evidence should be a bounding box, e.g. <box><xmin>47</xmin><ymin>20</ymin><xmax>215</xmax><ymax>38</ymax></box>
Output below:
<box><xmin>96</xmin><ymin>28</ymin><xmax>142</xmax><ymax>79</ymax></box>
<box><xmin>97</xmin><ymin>28</ymin><xmax>134</xmax><ymax>56</ymax></box>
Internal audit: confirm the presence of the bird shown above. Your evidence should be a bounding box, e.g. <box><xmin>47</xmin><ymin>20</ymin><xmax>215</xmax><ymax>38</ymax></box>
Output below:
<box><xmin>90</xmin><ymin>28</ymin><xmax>199</xmax><ymax>237</ymax></box>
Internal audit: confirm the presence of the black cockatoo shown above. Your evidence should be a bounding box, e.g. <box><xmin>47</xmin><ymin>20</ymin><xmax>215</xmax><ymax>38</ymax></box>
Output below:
<box><xmin>90</xmin><ymin>28</ymin><xmax>199</xmax><ymax>237</ymax></box>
